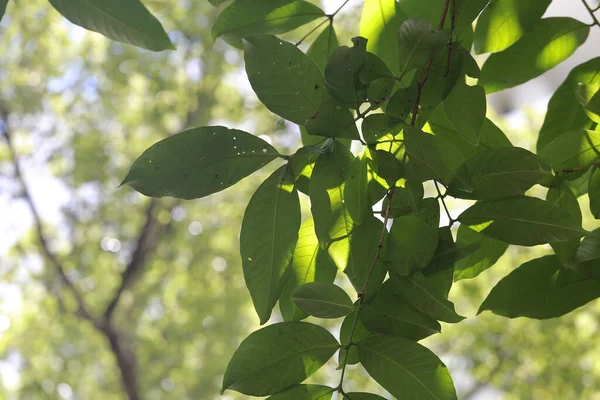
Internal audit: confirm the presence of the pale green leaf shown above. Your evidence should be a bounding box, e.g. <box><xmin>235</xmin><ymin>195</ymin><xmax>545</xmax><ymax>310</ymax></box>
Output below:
<box><xmin>454</xmin><ymin>224</ymin><xmax>508</xmax><ymax>281</ymax></box>
<box><xmin>576</xmin><ymin>83</ymin><xmax>600</xmax><ymax>123</ymax></box>
<box><xmin>307</xmin><ymin>25</ymin><xmax>340</xmax><ymax>74</ymax></box>
<box><xmin>538</xmin><ymin>129</ymin><xmax>600</xmax><ymax>172</ymax></box>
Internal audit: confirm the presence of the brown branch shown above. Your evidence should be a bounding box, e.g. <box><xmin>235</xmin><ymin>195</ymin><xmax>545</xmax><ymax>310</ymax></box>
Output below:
<box><xmin>557</xmin><ymin>161</ymin><xmax>600</xmax><ymax>174</ymax></box>
<box><xmin>444</xmin><ymin>0</ymin><xmax>457</xmax><ymax>76</ymax></box>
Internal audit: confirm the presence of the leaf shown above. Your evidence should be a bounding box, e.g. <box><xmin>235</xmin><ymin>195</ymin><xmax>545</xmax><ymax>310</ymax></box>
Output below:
<box><xmin>425</xmin><ymin>227</ymin><xmax>478</xmax><ymax>285</ymax></box>
<box><xmin>244</xmin><ymin>34</ymin><xmax>324</xmax><ymax>125</ymax></box>
<box><xmin>307</xmin><ymin>25</ymin><xmax>340</xmax><ymax>74</ymax></box>
<box><xmin>357</xmin><ymin>335</ymin><xmax>457</xmax><ymax>400</ymax></box>
<box><xmin>386</xmin><ymin>86</ymin><xmax>418</xmax><ymax>121</ymax></box>
<box><xmin>458</xmin><ymin>195</ymin><xmax>588</xmax><ymax>246</ymax></box>
<box><xmin>479</xmin><ymin>18</ymin><xmax>590</xmax><ymax>93</ymax></box>
<box><xmin>454</xmin><ymin>224</ymin><xmax>508</xmax><ymax>281</ymax></box>
<box><xmin>208</xmin><ymin>0</ymin><xmax>227</xmax><ymax>6</ymax></box>
<box><xmin>212</xmin><ymin>0</ymin><xmax>326</xmax><ymax>48</ymax></box>
<box><xmin>474</xmin><ymin>0</ymin><xmax>552</xmax><ymax>54</ymax></box>
<box><xmin>385</xmin><ymin>181</ymin><xmax>424</xmax><ymax>218</ymax></box>
<box><xmin>47</xmin><ymin>0</ymin><xmax>173</xmax><ymax>51</ymax></box>
<box><xmin>309</xmin><ymin>140</ymin><xmax>355</xmax><ymax>245</ymax></box>
<box><xmin>404</xmin><ymin>126</ymin><xmax>471</xmax><ymax>191</ymax></box>
<box><xmin>479</xmin><ymin>255</ymin><xmax>600</xmax><ymax>319</ymax></box>
<box><xmin>361</xmin><ymin>114</ymin><xmax>404</xmax><ymax>144</ymax></box>
<box><xmin>589</xmin><ymin>166</ymin><xmax>600</xmax><ymax>219</ymax></box>
<box><xmin>279</xmin><ymin>218</ymin><xmax>338</xmax><ymax>321</ymax></box>
<box><xmin>576</xmin><ymin>83</ymin><xmax>600</xmax><ymax>124</ymax></box>
<box><xmin>122</xmin><ymin>126</ymin><xmax>279</xmax><ymax>199</ymax></box>
<box><xmin>305</xmin><ymin>96</ymin><xmax>360</xmax><ymax>140</ymax></box>
<box><xmin>442</xmin><ymin>83</ymin><xmax>486</xmax><ymax>145</ymax></box>
<box><xmin>387</xmin><ymin>214</ymin><xmax>439</xmax><ymax>276</ymax></box>
<box><xmin>268</xmin><ymin>385</ymin><xmax>333</xmax><ymax>400</ymax></box>
<box><xmin>0</xmin><ymin>0</ymin><xmax>7</xmax><ymax>22</ymax></box>
<box><xmin>570</xmin><ymin>230</ymin><xmax>600</xmax><ymax>279</ymax></box>
<box><xmin>453</xmin><ymin>147</ymin><xmax>552</xmax><ymax>200</ymax></box>
<box><xmin>240</xmin><ymin>166</ymin><xmax>301</xmax><ymax>324</ymax></box>
<box><xmin>345</xmin><ymin>393</ymin><xmax>387</xmax><ymax>400</ymax></box>
<box><xmin>292</xmin><ymin>282</ymin><xmax>354</xmax><ymax>319</ymax></box>
<box><xmin>361</xmin><ymin>282</ymin><xmax>441</xmax><ymax>340</ymax></box>
<box><xmin>397</xmin><ymin>19</ymin><xmax>450</xmax><ymax>78</ymax></box>
<box><xmin>392</xmin><ymin>272</ymin><xmax>465</xmax><ymax>323</ymax></box>
<box><xmin>222</xmin><ymin>322</ymin><xmax>339</xmax><ymax>396</ymax></box>
<box><xmin>344</xmin><ymin>155</ymin><xmax>370</xmax><ymax>226</ymax></box>
<box><xmin>325</xmin><ymin>37</ymin><xmax>368</xmax><ymax>108</ymax></box>
<box><xmin>361</xmin><ymin>53</ymin><xmax>396</xmax><ymax>101</ymax></box>
<box><xmin>538</xmin><ymin>129</ymin><xmax>600</xmax><ymax>172</ymax></box>
<box><xmin>537</xmin><ymin>58</ymin><xmax>600</xmax><ymax>151</ymax></box>
<box><xmin>339</xmin><ymin>310</ymin><xmax>371</xmax><ymax>366</ymax></box>
<box><xmin>370</xmin><ymin>149</ymin><xmax>404</xmax><ymax>185</ymax></box>
<box><xmin>547</xmin><ymin>180</ymin><xmax>582</xmax><ymax>266</ymax></box>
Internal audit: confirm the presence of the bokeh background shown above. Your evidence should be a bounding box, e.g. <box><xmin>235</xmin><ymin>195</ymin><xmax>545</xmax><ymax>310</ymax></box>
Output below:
<box><xmin>1</xmin><ymin>0</ymin><xmax>600</xmax><ymax>399</ymax></box>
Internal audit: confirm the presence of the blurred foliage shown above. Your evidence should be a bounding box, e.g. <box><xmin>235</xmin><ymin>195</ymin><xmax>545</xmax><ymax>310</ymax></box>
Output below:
<box><xmin>1</xmin><ymin>1</ymin><xmax>600</xmax><ymax>400</ymax></box>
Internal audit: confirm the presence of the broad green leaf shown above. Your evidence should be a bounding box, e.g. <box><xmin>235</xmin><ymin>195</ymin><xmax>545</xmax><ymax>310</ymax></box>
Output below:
<box><xmin>361</xmin><ymin>52</ymin><xmax>397</xmax><ymax>102</ymax></box>
<box><xmin>0</xmin><ymin>0</ymin><xmax>7</xmax><ymax>22</ymax></box>
<box><xmin>361</xmin><ymin>114</ymin><xmax>404</xmax><ymax>143</ymax></box>
<box><xmin>538</xmin><ymin>58</ymin><xmax>600</xmax><ymax>151</ymax></box>
<box><xmin>325</xmin><ymin>37</ymin><xmax>368</xmax><ymax>108</ymax></box>
<box><xmin>397</xmin><ymin>19</ymin><xmax>450</xmax><ymax>78</ymax></box>
<box><xmin>404</xmin><ymin>126</ymin><xmax>471</xmax><ymax>191</ymax></box>
<box><xmin>307</xmin><ymin>25</ymin><xmax>340</xmax><ymax>74</ymax></box>
<box><xmin>244</xmin><ymin>35</ymin><xmax>324</xmax><ymax>125</ymax></box>
<box><xmin>454</xmin><ymin>224</ymin><xmax>508</xmax><ymax>281</ymax></box>
<box><xmin>370</xmin><ymin>149</ymin><xmax>404</xmax><ymax>185</ymax></box>
<box><xmin>268</xmin><ymin>385</ymin><xmax>333</xmax><ymax>400</ymax></box>
<box><xmin>589</xmin><ymin>166</ymin><xmax>600</xmax><ymax>218</ymax></box>
<box><xmin>47</xmin><ymin>0</ymin><xmax>173</xmax><ymax>51</ymax></box>
<box><xmin>384</xmin><ymin>181</ymin><xmax>424</xmax><ymax>218</ymax></box>
<box><xmin>339</xmin><ymin>310</ymin><xmax>371</xmax><ymax>366</ymax></box>
<box><xmin>474</xmin><ymin>0</ymin><xmax>552</xmax><ymax>54</ymax></box>
<box><xmin>458</xmin><ymin>195</ymin><xmax>588</xmax><ymax>246</ymax></box>
<box><xmin>222</xmin><ymin>322</ymin><xmax>338</xmax><ymax>396</ymax></box>
<box><xmin>386</xmin><ymin>86</ymin><xmax>418</xmax><ymax>121</ymax></box>
<box><xmin>344</xmin><ymin>155</ymin><xmax>370</xmax><ymax>226</ymax></box>
<box><xmin>547</xmin><ymin>180</ymin><xmax>582</xmax><ymax>266</ymax></box>
<box><xmin>309</xmin><ymin>141</ymin><xmax>355</xmax><ymax>245</ymax></box>
<box><xmin>345</xmin><ymin>393</ymin><xmax>387</xmax><ymax>400</ymax></box>
<box><xmin>479</xmin><ymin>255</ymin><xmax>600</xmax><ymax>319</ymax></box>
<box><xmin>279</xmin><ymin>218</ymin><xmax>337</xmax><ymax>322</ymax></box>
<box><xmin>392</xmin><ymin>272</ymin><xmax>464</xmax><ymax>323</ymax></box>
<box><xmin>570</xmin><ymin>230</ymin><xmax>600</xmax><ymax>279</ymax></box>
<box><xmin>452</xmin><ymin>147</ymin><xmax>552</xmax><ymax>200</ymax></box>
<box><xmin>480</xmin><ymin>18</ymin><xmax>590</xmax><ymax>93</ymax></box>
<box><xmin>292</xmin><ymin>282</ymin><xmax>354</xmax><ymax>319</ymax></box>
<box><xmin>387</xmin><ymin>214</ymin><xmax>439</xmax><ymax>276</ymax></box>
<box><xmin>452</xmin><ymin>0</ymin><xmax>489</xmax><ymax>32</ymax></box>
<box><xmin>538</xmin><ymin>130</ymin><xmax>600</xmax><ymax>172</ymax></box>
<box><xmin>361</xmin><ymin>282</ymin><xmax>441</xmax><ymax>340</ymax></box>
<box><xmin>212</xmin><ymin>0</ymin><xmax>326</xmax><ymax>48</ymax></box>
<box><xmin>576</xmin><ymin>83</ymin><xmax>600</xmax><ymax>123</ymax></box>
<box><xmin>357</xmin><ymin>335</ymin><xmax>457</xmax><ymax>400</ymax></box>
<box><xmin>442</xmin><ymin>83</ymin><xmax>486</xmax><ymax>145</ymax></box>
<box><xmin>240</xmin><ymin>166</ymin><xmax>301</xmax><ymax>324</ymax></box>
<box><xmin>418</xmin><ymin>197</ymin><xmax>441</xmax><ymax>229</ymax></box>
<box><xmin>122</xmin><ymin>126</ymin><xmax>279</xmax><ymax>199</ymax></box>
<box><xmin>305</xmin><ymin>96</ymin><xmax>360</xmax><ymax>140</ymax></box>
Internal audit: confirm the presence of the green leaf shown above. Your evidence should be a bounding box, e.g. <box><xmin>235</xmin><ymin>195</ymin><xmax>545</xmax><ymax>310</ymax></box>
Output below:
<box><xmin>452</xmin><ymin>0</ymin><xmax>489</xmax><ymax>31</ymax></box>
<box><xmin>397</xmin><ymin>19</ymin><xmax>450</xmax><ymax>78</ymax></box>
<box><xmin>537</xmin><ymin>58</ymin><xmax>600</xmax><ymax>151</ymax></box>
<box><xmin>453</xmin><ymin>147</ymin><xmax>552</xmax><ymax>200</ymax></box>
<box><xmin>479</xmin><ymin>255</ymin><xmax>600</xmax><ymax>319</ymax></box>
<box><xmin>208</xmin><ymin>0</ymin><xmax>227</xmax><ymax>6</ymax></box>
<box><xmin>547</xmin><ymin>180</ymin><xmax>582</xmax><ymax>266</ymax></box>
<box><xmin>442</xmin><ymin>83</ymin><xmax>486</xmax><ymax>145</ymax></box>
<box><xmin>305</xmin><ymin>96</ymin><xmax>360</xmax><ymax>140</ymax></box>
<box><xmin>325</xmin><ymin>37</ymin><xmax>368</xmax><ymax>108</ymax></box>
<box><xmin>474</xmin><ymin>0</ymin><xmax>552</xmax><ymax>54</ymax></box>
<box><xmin>576</xmin><ymin>83</ymin><xmax>600</xmax><ymax>124</ymax></box>
<box><xmin>222</xmin><ymin>322</ymin><xmax>339</xmax><ymax>396</ymax></box>
<box><xmin>240</xmin><ymin>166</ymin><xmax>300</xmax><ymax>324</ymax></box>
<box><xmin>404</xmin><ymin>126</ymin><xmax>471</xmax><ymax>191</ymax></box>
<box><xmin>387</xmin><ymin>214</ymin><xmax>439</xmax><ymax>276</ymax></box>
<box><xmin>212</xmin><ymin>0</ymin><xmax>326</xmax><ymax>48</ymax></box>
<box><xmin>344</xmin><ymin>155</ymin><xmax>370</xmax><ymax>226</ymax></box>
<box><xmin>291</xmin><ymin>282</ymin><xmax>354</xmax><ymax>319</ymax></box>
<box><xmin>392</xmin><ymin>272</ymin><xmax>465</xmax><ymax>323</ymax></box>
<box><xmin>370</xmin><ymin>149</ymin><xmax>404</xmax><ymax>185</ymax></box>
<box><xmin>386</xmin><ymin>86</ymin><xmax>418</xmax><ymax>121</ymax></box>
<box><xmin>570</xmin><ymin>230</ymin><xmax>600</xmax><ymax>279</ymax></box>
<box><xmin>385</xmin><ymin>181</ymin><xmax>424</xmax><ymax>218</ymax></box>
<box><xmin>479</xmin><ymin>18</ymin><xmax>590</xmax><ymax>93</ymax></box>
<box><xmin>339</xmin><ymin>310</ymin><xmax>371</xmax><ymax>366</ymax></box>
<box><xmin>309</xmin><ymin>140</ymin><xmax>355</xmax><ymax>245</ymax></box>
<box><xmin>425</xmin><ymin>227</ymin><xmax>478</xmax><ymax>286</ymax></box>
<box><xmin>307</xmin><ymin>25</ymin><xmax>340</xmax><ymax>74</ymax></box>
<box><xmin>345</xmin><ymin>393</ymin><xmax>387</xmax><ymax>400</ymax></box>
<box><xmin>268</xmin><ymin>385</ymin><xmax>333</xmax><ymax>400</ymax></box>
<box><xmin>458</xmin><ymin>195</ymin><xmax>588</xmax><ymax>246</ymax></box>
<box><xmin>47</xmin><ymin>0</ymin><xmax>173</xmax><ymax>51</ymax></box>
<box><xmin>361</xmin><ymin>52</ymin><xmax>396</xmax><ymax>102</ymax></box>
<box><xmin>357</xmin><ymin>335</ymin><xmax>457</xmax><ymax>400</ymax></box>
<box><xmin>361</xmin><ymin>282</ymin><xmax>441</xmax><ymax>340</ymax></box>
<box><xmin>0</xmin><ymin>0</ymin><xmax>7</xmax><ymax>22</ymax></box>
<box><xmin>454</xmin><ymin>224</ymin><xmax>508</xmax><ymax>281</ymax></box>
<box><xmin>122</xmin><ymin>126</ymin><xmax>279</xmax><ymax>199</ymax></box>
<box><xmin>589</xmin><ymin>166</ymin><xmax>600</xmax><ymax>219</ymax></box>
<box><xmin>538</xmin><ymin>129</ymin><xmax>600</xmax><ymax>172</ymax></box>
<box><xmin>244</xmin><ymin>34</ymin><xmax>324</xmax><ymax>125</ymax></box>
<box><xmin>361</xmin><ymin>114</ymin><xmax>404</xmax><ymax>143</ymax></box>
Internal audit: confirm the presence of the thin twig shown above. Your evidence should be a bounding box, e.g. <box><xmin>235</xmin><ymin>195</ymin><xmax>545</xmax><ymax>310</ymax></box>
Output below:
<box><xmin>331</xmin><ymin>0</ymin><xmax>351</xmax><ymax>18</ymax></box>
<box><xmin>444</xmin><ymin>0</ymin><xmax>457</xmax><ymax>76</ymax></box>
<box><xmin>581</xmin><ymin>0</ymin><xmax>600</xmax><ymax>26</ymax></box>
<box><xmin>435</xmin><ymin>181</ymin><xmax>454</xmax><ymax>226</ymax></box>
<box><xmin>557</xmin><ymin>161</ymin><xmax>600</xmax><ymax>174</ymax></box>
<box><xmin>295</xmin><ymin>16</ymin><xmax>330</xmax><ymax>47</ymax></box>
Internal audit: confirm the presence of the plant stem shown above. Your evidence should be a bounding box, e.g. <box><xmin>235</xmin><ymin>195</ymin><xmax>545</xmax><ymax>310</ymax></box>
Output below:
<box><xmin>582</xmin><ymin>0</ymin><xmax>600</xmax><ymax>26</ymax></box>
<box><xmin>435</xmin><ymin>181</ymin><xmax>455</xmax><ymax>226</ymax></box>
<box><xmin>331</xmin><ymin>0</ymin><xmax>351</xmax><ymax>18</ymax></box>
<box><xmin>295</xmin><ymin>16</ymin><xmax>330</xmax><ymax>46</ymax></box>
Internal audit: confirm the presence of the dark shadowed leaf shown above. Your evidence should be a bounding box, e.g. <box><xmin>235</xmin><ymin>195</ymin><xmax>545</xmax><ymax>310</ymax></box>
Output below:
<box><xmin>307</xmin><ymin>25</ymin><xmax>340</xmax><ymax>73</ymax></box>
<box><xmin>442</xmin><ymin>83</ymin><xmax>486</xmax><ymax>145</ymax></box>
<box><xmin>0</xmin><ymin>0</ymin><xmax>7</xmax><ymax>22</ymax></box>
<box><xmin>589</xmin><ymin>166</ymin><xmax>600</xmax><ymax>219</ymax></box>
<box><xmin>292</xmin><ymin>282</ymin><xmax>354</xmax><ymax>319</ymax></box>
<box><xmin>122</xmin><ymin>126</ymin><xmax>279</xmax><ymax>199</ymax></box>
<box><xmin>384</xmin><ymin>181</ymin><xmax>424</xmax><ymax>218</ymax></box>
<box><xmin>479</xmin><ymin>256</ymin><xmax>600</xmax><ymax>319</ymax></box>
<box><xmin>570</xmin><ymin>230</ymin><xmax>600</xmax><ymax>279</ymax></box>
<box><xmin>357</xmin><ymin>335</ymin><xmax>457</xmax><ymax>400</ymax></box>
<box><xmin>386</xmin><ymin>86</ymin><xmax>418</xmax><ymax>121</ymax></box>
<box><xmin>480</xmin><ymin>18</ymin><xmax>589</xmax><ymax>93</ymax></box>
<box><xmin>345</xmin><ymin>393</ymin><xmax>387</xmax><ymax>400</ymax></box>
<box><xmin>325</xmin><ymin>37</ymin><xmax>368</xmax><ymax>108</ymax></box>
<box><xmin>268</xmin><ymin>385</ymin><xmax>333</xmax><ymax>400</ymax></box>
<box><xmin>397</xmin><ymin>19</ymin><xmax>450</xmax><ymax>78</ymax></box>
<box><xmin>454</xmin><ymin>224</ymin><xmax>508</xmax><ymax>281</ymax></box>
<box><xmin>339</xmin><ymin>310</ymin><xmax>371</xmax><ymax>366</ymax></box>
<box><xmin>547</xmin><ymin>180</ymin><xmax>582</xmax><ymax>266</ymax></box>
<box><xmin>458</xmin><ymin>196</ymin><xmax>588</xmax><ymax>246</ymax></box>
<box><xmin>240</xmin><ymin>166</ymin><xmax>301</xmax><ymax>324</ymax></box>
<box><xmin>387</xmin><ymin>214</ymin><xmax>439</xmax><ymax>276</ymax></box>
<box><xmin>344</xmin><ymin>155</ymin><xmax>370</xmax><ymax>226</ymax></box>
<box><xmin>47</xmin><ymin>0</ymin><xmax>173</xmax><ymax>51</ymax></box>
<box><xmin>305</xmin><ymin>96</ymin><xmax>360</xmax><ymax>140</ymax></box>
<box><xmin>222</xmin><ymin>322</ymin><xmax>339</xmax><ymax>396</ymax></box>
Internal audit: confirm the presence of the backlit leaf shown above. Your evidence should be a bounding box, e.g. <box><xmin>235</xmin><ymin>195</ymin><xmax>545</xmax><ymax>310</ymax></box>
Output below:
<box><xmin>387</xmin><ymin>214</ymin><xmax>439</xmax><ymax>276</ymax></box>
<box><xmin>454</xmin><ymin>224</ymin><xmax>508</xmax><ymax>281</ymax></box>
<box><xmin>397</xmin><ymin>19</ymin><xmax>450</xmax><ymax>78</ymax></box>
<box><xmin>325</xmin><ymin>37</ymin><xmax>368</xmax><ymax>108</ymax></box>
<box><xmin>538</xmin><ymin>129</ymin><xmax>600</xmax><ymax>172</ymax></box>
<box><xmin>307</xmin><ymin>25</ymin><xmax>340</xmax><ymax>73</ymax></box>
<box><xmin>344</xmin><ymin>155</ymin><xmax>370</xmax><ymax>226</ymax></box>
<box><xmin>442</xmin><ymin>83</ymin><xmax>486</xmax><ymax>145</ymax></box>
<box><xmin>576</xmin><ymin>83</ymin><xmax>600</xmax><ymax>123</ymax></box>
<box><xmin>292</xmin><ymin>282</ymin><xmax>354</xmax><ymax>319</ymax></box>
